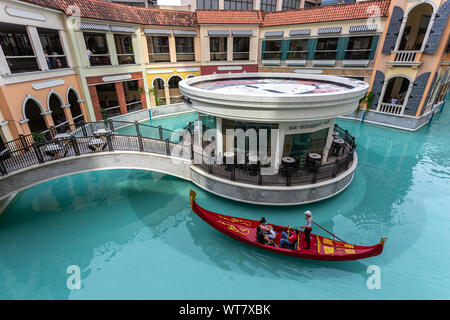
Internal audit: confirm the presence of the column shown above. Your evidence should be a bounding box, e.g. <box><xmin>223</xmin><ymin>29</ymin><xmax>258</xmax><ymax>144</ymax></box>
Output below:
<box><xmin>376</xmin><ymin>81</ymin><xmax>388</xmax><ymax>111</ymax></box>
<box><xmin>59</xmin><ymin>30</ymin><xmax>74</xmax><ymax>68</ymax></box>
<box><xmin>253</xmin><ymin>0</ymin><xmax>261</xmax><ymax>10</ymax></box>
<box><xmin>276</xmin><ymin>0</ymin><xmax>283</xmax><ymax>11</ymax></box>
<box><xmin>88</xmin><ymin>85</ymin><xmax>103</xmax><ymax>121</ymax></box>
<box><xmin>400</xmin><ymin>82</ymin><xmax>414</xmax><ymax>115</ymax></box>
<box><xmin>115</xmin><ymin>82</ymin><xmax>127</xmax><ymax>115</ymax></box>
<box><xmin>138</xmin><ymin>79</ymin><xmax>148</xmax><ymax>109</ymax></box>
<box><xmin>420</xmin><ymin>13</ymin><xmax>436</xmax><ymax>52</ymax></box>
<box><xmin>393</xmin><ymin>17</ymin><xmax>408</xmax><ymax>52</ymax></box>
<box><xmin>227</xmin><ymin>36</ymin><xmax>233</xmax><ymax>62</ymax></box>
<box><xmin>26</xmin><ymin>26</ymin><xmax>48</xmax><ymax>71</ymax></box>
<box><xmin>219</xmin><ymin>0</ymin><xmax>225</xmax><ymax>9</ymax></box>
<box><xmin>169</xmin><ymin>36</ymin><xmax>177</xmax><ymax>63</ymax></box>
<box><xmin>62</xmin><ymin>105</ymin><xmax>74</xmax><ymax>127</ymax></box>
<box><xmin>149</xmin><ymin>86</ymin><xmax>156</xmax><ymax>107</ymax></box>
<box><xmin>299</xmin><ymin>0</ymin><xmax>305</xmax><ymax>9</ymax></box>
<box><xmin>106</xmin><ymin>33</ymin><xmax>118</xmax><ymax>66</ymax></box>
<box><xmin>322</xmin><ymin>120</ymin><xmax>335</xmax><ymax>163</ymax></box>
<box><xmin>164</xmin><ymin>85</ymin><xmax>171</xmax><ymax>105</ymax></box>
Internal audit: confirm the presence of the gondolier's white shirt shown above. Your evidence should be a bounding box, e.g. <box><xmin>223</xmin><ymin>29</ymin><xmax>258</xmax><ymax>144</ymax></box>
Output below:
<box><xmin>306</xmin><ymin>216</ymin><xmax>313</xmax><ymax>229</ymax></box>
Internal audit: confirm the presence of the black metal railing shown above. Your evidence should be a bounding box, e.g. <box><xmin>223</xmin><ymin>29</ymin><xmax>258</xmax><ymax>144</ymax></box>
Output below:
<box><xmin>0</xmin><ymin>119</ymin><xmax>189</xmax><ymax>176</ymax></box>
<box><xmin>0</xmin><ymin>120</ymin><xmax>356</xmax><ymax>188</ymax></box>
<box><xmin>193</xmin><ymin>123</ymin><xmax>356</xmax><ymax>187</ymax></box>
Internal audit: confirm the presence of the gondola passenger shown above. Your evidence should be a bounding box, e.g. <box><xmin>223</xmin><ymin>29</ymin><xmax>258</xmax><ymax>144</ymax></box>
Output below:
<box><xmin>280</xmin><ymin>226</ymin><xmax>298</xmax><ymax>249</ymax></box>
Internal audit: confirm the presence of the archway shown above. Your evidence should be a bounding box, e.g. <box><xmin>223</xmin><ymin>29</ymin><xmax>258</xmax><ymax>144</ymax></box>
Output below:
<box><xmin>397</xmin><ymin>3</ymin><xmax>434</xmax><ymax>51</ymax></box>
<box><xmin>68</xmin><ymin>89</ymin><xmax>84</xmax><ymax>127</ymax></box>
<box><xmin>168</xmin><ymin>75</ymin><xmax>183</xmax><ymax>104</ymax></box>
<box><xmin>24</xmin><ymin>99</ymin><xmax>47</xmax><ymax>133</ymax></box>
<box><xmin>48</xmin><ymin>93</ymin><xmax>68</xmax><ymax>133</ymax></box>
<box><xmin>152</xmin><ymin>78</ymin><xmax>166</xmax><ymax>105</ymax></box>
<box><xmin>379</xmin><ymin>76</ymin><xmax>411</xmax><ymax>114</ymax></box>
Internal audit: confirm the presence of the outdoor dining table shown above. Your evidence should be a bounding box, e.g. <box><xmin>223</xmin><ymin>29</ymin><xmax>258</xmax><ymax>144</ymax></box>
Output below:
<box><xmin>44</xmin><ymin>143</ymin><xmax>64</xmax><ymax>158</ymax></box>
<box><xmin>332</xmin><ymin>138</ymin><xmax>345</xmax><ymax>156</ymax></box>
<box><xmin>89</xmin><ymin>138</ymin><xmax>106</xmax><ymax>151</ymax></box>
<box><xmin>307</xmin><ymin>152</ymin><xmax>322</xmax><ymax>167</ymax></box>
<box><xmin>281</xmin><ymin>156</ymin><xmax>295</xmax><ymax>166</ymax></box>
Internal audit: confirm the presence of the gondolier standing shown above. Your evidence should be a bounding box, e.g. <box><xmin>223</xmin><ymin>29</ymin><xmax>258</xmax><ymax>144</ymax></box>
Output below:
<box><xmin>301</xmin><ymin>211</ymin><xmax>313</xmax><ymax>250</ymax></box>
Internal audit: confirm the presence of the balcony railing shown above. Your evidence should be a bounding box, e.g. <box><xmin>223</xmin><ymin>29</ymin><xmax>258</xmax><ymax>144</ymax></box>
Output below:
<box><xmin>210</xmin><ymin>52</ymin><xmax>227</xmax><ymax>61</ymax></box>
<box><xmin>287</xmin><ymin>51</ymin><xmax>307</xmax><ymax>60</ymax></box>
<box><xmin>176</xmin><ymin>53</ymin><xmax>195</xmax><ymax>61</ymax></box>
<box><xmin>233</xmin><ymin>52</ymin><xmax>250</xmax><ymax>61</ymax></box>
<box><xmin>262</xmin><ymin>51</ymin><xmax>281</xmax><ymax>60</ymax></box>
<box><xmin>393</xmin><ymin>50</ymin><xmax>421</xmax><ymax>63</ymax></box>
<box><xmin>314</xmin><ymin>50</ymin><xmax>338</xmax><ymax>60</ymax></box>
<box><xmin>378</xmin><ymin>103</ymin><xmax>403</xmax><ymax>115</ymax></box>
<box><xmin>149</xmin><ymin>53</ymin><xmax>170</xmax><ymax>63</ymax></box>
<box><xmin>344</xmin><ymin>49</ymin><xmax>371</xmax><ymax>60</ymax></box>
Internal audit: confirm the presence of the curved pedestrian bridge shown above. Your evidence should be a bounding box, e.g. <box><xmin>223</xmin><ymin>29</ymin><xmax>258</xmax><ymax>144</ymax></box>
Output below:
<box><xmin>0</xmin><ymin>120</ymin><xmax>357</xmax><ymax>205</ymax></box>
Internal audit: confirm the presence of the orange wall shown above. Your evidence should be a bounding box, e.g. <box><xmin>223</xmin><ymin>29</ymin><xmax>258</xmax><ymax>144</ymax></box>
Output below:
<box><xmin>0</xmin><ymin>75</ymin><xmax>84</xmax><ymax>137</ymax></box>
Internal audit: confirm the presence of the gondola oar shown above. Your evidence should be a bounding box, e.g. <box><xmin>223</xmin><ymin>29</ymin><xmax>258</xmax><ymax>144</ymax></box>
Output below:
<box><xmin>313</xmin><ymin>222</ymin><xmax>348</xmax><ymax>244</ymax></box>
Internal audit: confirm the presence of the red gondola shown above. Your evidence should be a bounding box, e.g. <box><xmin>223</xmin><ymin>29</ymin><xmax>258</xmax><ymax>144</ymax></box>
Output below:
<box><xmin>190</xmin><ymin>190</ymin><xmax>387</xmax><ymax>261</ymax></box>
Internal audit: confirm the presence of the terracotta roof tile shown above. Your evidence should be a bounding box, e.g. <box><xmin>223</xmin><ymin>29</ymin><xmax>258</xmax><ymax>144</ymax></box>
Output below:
<box><xmin>196</xmin><ymin>10</ymin><xmax>264</xmax><ymax>25</ymax></box>
<box><xmin>20</xmin><ymin>0</ymin><xmax>198</xmax><ymax>26</ymax></box>
<box><xmin>262</xmin><ymin>0</ymin><xmax>391</xmax><ymax>27</ymax></box>
<box><xmin>20</xmin><ymin>0</ymin><xmax>390</xmax><ymax>27</ymax></box>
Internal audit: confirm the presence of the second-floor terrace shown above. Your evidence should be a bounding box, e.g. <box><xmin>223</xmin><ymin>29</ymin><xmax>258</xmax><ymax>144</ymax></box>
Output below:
<box><xmin>260</xmin><ymin>25</ymin><xmax>380</xmax><ymax>68</ymax></box>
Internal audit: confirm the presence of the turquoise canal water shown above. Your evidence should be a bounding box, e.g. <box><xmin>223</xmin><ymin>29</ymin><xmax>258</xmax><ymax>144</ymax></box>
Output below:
<box><xmin>0</xmin><ymin>105</ymin><xmax>449</xmax><ymax>299</ymax></box>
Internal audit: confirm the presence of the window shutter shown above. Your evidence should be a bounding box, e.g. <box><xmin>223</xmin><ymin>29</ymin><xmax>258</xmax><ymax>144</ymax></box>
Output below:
<box><xmin>381</xmin><ymin>6</ymin><xmax>404</xmax><ymax>54</ymax></box>
<box><xmin>307</xmin><ymin>38</ymin><xmax>317</xmax><ymax>60</ymax></box>
<box><xmin>369</xmin><ymin>35</ymin><xmax>380</xmax><ymax>60</ymax></box>
<box><xmin>404</xmin><ymin>72</ymin><xmax>431</xmax><ymax>116</ymax></box>
<box><xmin>261</xmin><ymin>40</ymin><xmax>266</xmax><ymax>60</ymax></box>
<box><xmin>281</xmin><ymin>39</ymin><xmax>290</xmax><ymax>61</ymax></box>
<box><xmin>371</xmin><ymin>70</ymin><xmax>385</xmax><ymax>109</ymax></box>
<box><xmin>336</xmin><ymin>37</ymin><xmax>349</xmax><ymax>60</ymax></box>
<box><xmin>422</xmin><ymin>72</ymin><xmax>438</xmax><ymax>115</ymax></box>
<box><xmin>424</xmin><ymin>1</ymin><xmax>450</xmax><ymax>54</ymax></box>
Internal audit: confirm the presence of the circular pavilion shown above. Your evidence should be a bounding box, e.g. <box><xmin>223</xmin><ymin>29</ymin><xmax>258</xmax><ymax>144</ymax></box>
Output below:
<box><xmin>179</xmin><ymin>73</ymin><xmax>368</xmax><ymax>205</ymax></box>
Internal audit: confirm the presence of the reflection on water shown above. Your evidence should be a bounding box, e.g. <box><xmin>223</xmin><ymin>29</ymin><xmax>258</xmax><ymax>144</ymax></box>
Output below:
<box><xmin>0</xmin><ymin>106</ymin><xmax>449</xmax><ymax>299</ymax></box>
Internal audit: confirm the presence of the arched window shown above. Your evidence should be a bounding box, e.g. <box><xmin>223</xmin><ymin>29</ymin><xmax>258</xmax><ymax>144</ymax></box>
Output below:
<box><xmin>25</xmin><ymin>99</ymin><xmax>47</xmax><ymax>133</ymax></box>
<box><xmin>68</xmin><ymin>89</ymin><xmax>84</xmax><ymax>127</ymax></box>
<box><xmin>397</xmin><ymin>3</ymin><xmax>434</xmax><ymax>51</ymax></box>
<box><xmin>152</xmin><ymin>78</ymin><xmax>166</xmax><ymax>105</ymax></box>
<box><xmin>168</xmin><ymin>76</ymin><xmax>183</xmax><ymax>104</ymax></box>
<box><xmin>48</xmin><ymin>93</ymin><xmax>68</xmax><ymax>133</ymax></box>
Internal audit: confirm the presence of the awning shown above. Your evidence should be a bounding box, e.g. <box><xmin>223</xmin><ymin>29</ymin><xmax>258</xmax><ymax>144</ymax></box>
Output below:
<box><xmin>173</xmin><ymin>29</ymin><xmax>197</xmax><ymax>36</ymax></box>
<box><xmin>289</xmin><ymin>29</ymin><xmax>311</xmax><ymax>36</ymax></box>
<box><xmin>110</xmin><ymin>26</ymin><xmax>136</xmax><ymax>33</ymax></box>
<box><xmin>231</xmin><ymin>30</ymin><xmax>253</xmax><ymax>36</ymax></box>
<box><xmin>317</xmin><ymin>27</ymin><xmax>342</xmax><ymax>34</ymax></box>
<box><xmin>349</xmin><ymin>24</ymin><xmax>378</xmax><ymax>33</ymax></box>
<box><xmin>79</xmin><ymin>23</ymin><xmax>111</xmax><ymax>32</ymax></box>
<box><xmin>208</xmin><ymin>30</ymin><xmax>230</xmax><ymax>36</ymax></box>
<box><xmin>144</xmin><ymin>28</ymin><xmax>171</xmax><ymax>35</ymax></box>
<box><xmin>264</xmin><ymin>31</ymin><xmax>283</xmax><ymax>38</ymax></box>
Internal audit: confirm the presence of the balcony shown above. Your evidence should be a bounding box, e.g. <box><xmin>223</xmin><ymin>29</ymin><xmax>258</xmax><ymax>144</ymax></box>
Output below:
<box><xmin>378</xmin><ymin>103</ymin><xmax>404</xmax><ymax>115</ymax></box>
<box><xmin>387</xmin><ymin>50</ymin><xmax>422</xmax><ymax>67</ymax></box>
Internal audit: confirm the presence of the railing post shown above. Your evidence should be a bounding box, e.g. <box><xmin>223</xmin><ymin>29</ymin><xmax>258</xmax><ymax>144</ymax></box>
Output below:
<box><xmin>286</xmin><ymin>167</ymin><xmax>292</xmax><ymax>186</ymax></box>
<box><xmin>165</xmin><ymin>138</ymin><xmax>170</xmax><ymax>156</ymax></box>
<box><xmin>231</xmin><ymin>165</ymin><xmax>235</xmax><ymax>181</ymax></box>
<box><xmin>71</xmin><ymin>136</ymin><xmax>80</xmax><ymax>156</ymax></box>
<box><xmin>135</xmin><ymin>121</ymin><xmax>144</xmax><ymax>152</ymax></box>
<box><xmin>108</xmin><ymin>119</ymin><xmax>114</xmax><ymax>133</ymax></box>
<box><xmin>19</xmin><ymin>134</ymin><xmax>29</xmax><ymax>151</ymax></box>
<box><xmin>0</xmin><ymin>159</ymin><xmax>7</xmax><ymax>175</ymax></box>
<box><xmin>158</xmin><ymin>125</ymin><xmax>163</xmax><ymax>140</ymax></box>
<box><xmin>81</xmin><ymin>123</ymin><xmax>88</xmax><ymax>137</ymax></box>
<box><xmin>332</xmin><ymin>159</ymin><xmax>339</xmax><ymax>178</ymax></box>
<box><xmin>106</xmin><ymin>133</ymin><xmax>113</xmax><ymax>152</ymax></box>
<box><xmin>32</xmin><ymin>143</ymin><xmax>44</xmax><ymax>164</ymax></box>
<box><xmin>258</xmin><ymin>166</ymin><xmax>262</xmax><ymax>185</ymax></box>
<box><xmin>312</xmin><ymin>165</ymin><xmax>319</xmax><ymax>184</ymax></box>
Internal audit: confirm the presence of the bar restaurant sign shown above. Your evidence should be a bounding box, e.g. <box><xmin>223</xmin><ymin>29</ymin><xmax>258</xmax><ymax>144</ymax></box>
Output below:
<box><xmin>282</xmin><ymin>119</ymin><xmax>332</xmax><ymax>134</ymax></box>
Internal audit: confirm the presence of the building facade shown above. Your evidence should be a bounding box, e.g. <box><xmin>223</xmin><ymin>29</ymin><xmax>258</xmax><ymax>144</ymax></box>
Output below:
<box><xmin>0</xmin><ymin>0</ymin><xmax>449</xmax><ymax>147</ymax></box>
